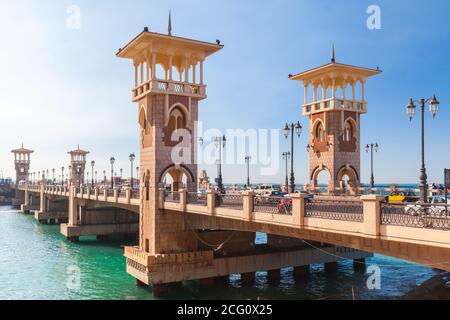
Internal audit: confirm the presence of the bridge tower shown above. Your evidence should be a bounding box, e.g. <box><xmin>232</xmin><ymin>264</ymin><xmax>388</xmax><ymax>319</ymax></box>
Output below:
<box><xmin>11</xmin><ymin>144</ymin><xmax>33</xmax><ymax>185</ymax></box>
<box><xmin>68</xmin><ymin>146</ymin><xmax>89</xmax><ymax>186</ymax></box>
<box><xmin>289</xmin><ymin>49</ymin><xmax>381</xmax><ymax>195</ymax></box>
<box><xmin>117</xmin><ymin>25</ymin><xmax>223</xmax><ymax>257</ymax></box>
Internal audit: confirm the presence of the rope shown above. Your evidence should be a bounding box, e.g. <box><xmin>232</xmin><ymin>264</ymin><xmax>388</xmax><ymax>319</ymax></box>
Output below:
<box><xmin>191</xmin><ymin>230</ymin><xmax>238</xmax><ymax>252</ymax></box>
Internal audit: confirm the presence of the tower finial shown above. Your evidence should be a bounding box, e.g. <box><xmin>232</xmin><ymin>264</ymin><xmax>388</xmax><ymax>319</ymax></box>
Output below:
<box><xmin>331</xmin><ymin>44</ymin><xmax>336</xmax><ymax>63</ymax></box>
<box><xmin>168</xmin><ymin>10</ymin><xmax>172</xmax><ymax>36</ymax></box>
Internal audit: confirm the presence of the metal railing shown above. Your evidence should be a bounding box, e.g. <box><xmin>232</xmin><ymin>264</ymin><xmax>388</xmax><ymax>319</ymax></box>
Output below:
<box><xmin>381</xmin><ymin>202</ymin><xmax>450</xmax><ymax>230</ymax></box>
<box><xmin>187</xmin><ymin>192</ymin><xmax>207</xmax><ymax>206</ymax></box>
<box><xmin>254</xmin><ymin>196</ymin><xmax>292</xmax><ymax>215</ymax></box>
<box><xmin>131</xmin><ymin>189</ymin><xmax>140</xmax><ymax>199</ymax></box>
<box><xmin>305</xmin><ymin>199</ymin><xmax>364</xmax><ymax>222</ymax></box>
<box><xmin>216</xmin><ymin>194</ymin><xmax>243</xmax><ymax>210</ymax></box>
<box><xmin>165</xmin><ymin>192</ymin><xmax>180</xmax><ymax>204</ymax></box>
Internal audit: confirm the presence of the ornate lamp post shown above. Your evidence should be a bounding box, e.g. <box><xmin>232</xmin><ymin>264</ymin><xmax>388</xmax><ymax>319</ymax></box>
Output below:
<box><xmin>90</xmin><ymin>161</ymin><xmax>95</xmax><ymax>187</ymax></box>
<box><xmin>283</xmin><ymin>122</ymin><xmax>302</xmax><ymax>193</ymax></box>
<box><xmin>282</xmin><ymin>152</ymin><xmax>291</xmax><ymax>191</ymax></box>
<box><xmin>129</xmin><ymin>153</ymin><xmax>136</xmax><ymax>189</ymax></box>
<box><xmin>103</xmin><ymin>170</ymin><xmax>106</xmax><ymax>185</ymax></box>
<box><xmin>199</xmin><ymin>136</ymin><xmax>227</xmax><ymax>193</ymax></box>
<box><xmin>245</xmin><ymin>156</ymin><xmax>251</xmax><ymax>188</ymax></box>
<box><xmin>52</xmin><ymin>168</ymin><xmax>55</xmax><ymax>183</ymax></box>
<box><xmin>61</xmin><ymin>167</ymin><xmax>64</xmax><ymax>186</ymax></box>
<box><xmin>110</xmin><ymin>157</ymin><xmax>116</xmax><ymax>188</ymax></box>
<box><xmin>365</xmin><ymin>143</ymin><xmax>379</xmax><ymax>193</ymax></box>
<box><xmin>95</xmin><ymin>171</ymin><xmax>98</xmax><ymax>184</ymax></box>
<box><xmin>406</xmin><ymin>95</ymin><xmax>440</xmax><ymax>203</ymax></box>
<box><xmin>136</xmin><ymin>167</ymin><xmax>140</xmax><ymax>186</ymax></box>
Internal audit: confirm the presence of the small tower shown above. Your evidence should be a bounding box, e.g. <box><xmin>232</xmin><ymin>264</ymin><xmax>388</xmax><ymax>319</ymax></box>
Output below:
<box><xmin>289</xmin><ymin>49</ymin><xmax>381</xmax><ymax>195</ymax></box>
<box><xmin>68</xmin><ymin>146</ymin><xmax>89</xmax><ymax>186</ymax></box>
<box><xmin>117</xmin><ymin>23</ymin><xmax>223</xmax><ymax>255</ymax></box>
<box><xmin>11</xmin><ymin>144</ymin><xmax>33</xmax><ymax>185</ymax></box>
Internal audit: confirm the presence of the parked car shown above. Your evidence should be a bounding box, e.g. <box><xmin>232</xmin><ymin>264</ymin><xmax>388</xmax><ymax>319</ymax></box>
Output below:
<box><xmin>405</xmin><ymin>196</ymin><xmax>450</xmax><ymax>216</ymax></box>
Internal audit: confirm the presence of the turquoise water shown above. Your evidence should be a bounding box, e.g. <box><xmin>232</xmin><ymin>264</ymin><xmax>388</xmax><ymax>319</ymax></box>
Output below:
<box><xmin>0</xmin><ymin>206</ymin><xmax>443</xmax><ymax>300</ymax></box>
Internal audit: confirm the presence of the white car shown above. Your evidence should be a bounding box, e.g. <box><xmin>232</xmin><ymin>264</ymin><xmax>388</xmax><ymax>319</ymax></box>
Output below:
<box><xmin>405</xmin><ymin>196</ymin><xmax>450</xmax><ymax>216</ymax></box>
<box><xmin>254</xmin><ymin>184</ymin><xmax>282</xmax><ymax>196</ymax></box>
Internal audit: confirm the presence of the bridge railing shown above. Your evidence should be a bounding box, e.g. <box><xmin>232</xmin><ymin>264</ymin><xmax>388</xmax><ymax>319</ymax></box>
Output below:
<box><xmin>305</xmin><ymin>199</ymin><xmax>364</xmax><ymax>222</ymax></box>
<box><xmin>254</xmin><ymin>195</ymin><xmax>292</xmax><ymax>215</ymax></box>
<box><xmin>216</xmin><ymin>194</ymin><xmax>243</xmax><ymax>210</ymax></box>
<box><xmin>187</xmin><ymin>192</ymin><xmax>207</xmax><ymax>206</ymax></box>
<box><xmin>381</xmin><ymin>202</ymin><xmax>450</xmax><ymax>230</ymax></box>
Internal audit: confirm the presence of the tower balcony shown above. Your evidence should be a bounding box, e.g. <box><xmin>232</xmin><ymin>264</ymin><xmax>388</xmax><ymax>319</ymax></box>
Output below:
<box><xmin>302</xmin><ymin>98</ymin><xmax>367</xmax><ymax>116</ymax></box>
<box><xmin>132</xmin><ymin>79</ymin><xmax>207</xmax><ymax>102</ymax></box>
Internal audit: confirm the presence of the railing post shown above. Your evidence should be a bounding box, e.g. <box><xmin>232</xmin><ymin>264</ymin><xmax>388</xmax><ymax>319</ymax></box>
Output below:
<box><xmin>292</xmin><ymin>193</ymin><xmax>307</xmax><ymax>227</ymax></box>
<box><xmin>179</xmin><ymin>189</ymin><xmax>187</xmax><ymax>212</ymax></box>
<box><xmin>24</xmin><ymin>185</ymin><xmax>29</xmax><ymax>206</ymax></box>
<box><xmin>113</xmin><ymin>188</ymin><xmax>119</xmax><ymax>202</ymax></box>
<box><xmin>103</xmin><ymin>188</ymin><xmax>108</xmax><ymax>202</ymax></box>
<box><xmin>361</xmin><ymin>195</ymin><xmax>385</xmax><ymax>237</ymax></box>
<box><xmin>243</xmin><ymin>191</ymin><xmax>254</xmax><ymax>221</ymax></box>
<box><xmin>126</xmin><ymin>187</ymin><xmax>132</xmax><ymax>204</ymax></box>
<box><xmin>39</xmin><ymin>184</ymin><xmax>46</xmax><ymax>213</ymax></box>
<box><xmin>94</xmin><ymin>187</ymin><xmax>99</xmax><ymax>200</ymax></box>
<box><xmin>207</xmin><ymin>190</ymin><xmax>216</xmax><ymax>215</ymax></box>
<box><xmin>158</xmin><ymin>188</ymin><xmax>165</xmax><ymax>209</ymax></box>
<box><xmin>68</xmin><ymin>185</ymin><xmax>77</xmax><ymax>226</ymax></box>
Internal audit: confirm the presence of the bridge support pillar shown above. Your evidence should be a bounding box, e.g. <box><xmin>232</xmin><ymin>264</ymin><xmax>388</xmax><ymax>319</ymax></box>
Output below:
<box><xmin>152</xmin><ymin>284</ymin><xmax>170</xmax><ymax>298</ymax></box>
<box><xmin>353</xmin><ymin>258</ymin><xmax>366</xmax><ymax>271</ymax></box>
<box><xmin>199</xmin><ymin>277</ymin><xmax>215</xmax><ymax>289</ymax></box>
<box><xmin>241</xmin><ymin>272</ymin><xmax>255</xmax><ymax>285</ymax></box>
<box><xmin>324</xmin><ymin>261</ymin><xmax>338</xmax><ymax>273</ymax></box>
<box><xmin>294</xmin><ymin>265</ymin><xmax>310</xmax><ymax>279</ymax></box>
<box><xmin>267</xmin><ymin>269</ymin><xmax>281</xmax><ymax>283</ymax></box>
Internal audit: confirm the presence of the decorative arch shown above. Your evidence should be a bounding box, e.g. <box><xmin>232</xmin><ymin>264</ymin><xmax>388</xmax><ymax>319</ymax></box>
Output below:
<box><xmin>336</xmin><ymin>165</ymin><xmax>359</xmax><ymax>182</ymax></box>
<box><xmin>343</xmin><ymin>117</ymin><xmax>357</xmax><ymax>142</ymax></box>
<box><xmin>310</xmin><ymin>165</ymin><xmax>332</xmax><ymax>183</ymax></box>
<box><xmin>166</xmin><ymin>103</ymin><xmax>190</xmax><ymax>126</ymax></box>
<box><xmin>138</xmin><ymin>105</ymin><xmax>148</xmax><ymax>131</ymax></box>
<box><xmin>158</xmin><ymin>164</ymin><xmax>195</xmax><ymax>185</ymax></box>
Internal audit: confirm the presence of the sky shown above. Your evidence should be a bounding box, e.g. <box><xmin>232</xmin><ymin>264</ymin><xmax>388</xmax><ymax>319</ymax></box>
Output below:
<box><xmin>0</xmin><ymin>0</ymin><xmax>449</xmax><ymax>185</ymax></box>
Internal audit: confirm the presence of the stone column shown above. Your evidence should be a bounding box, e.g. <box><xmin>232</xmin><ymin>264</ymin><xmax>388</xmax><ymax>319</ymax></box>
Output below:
<box><xmin>292</xmin><ymin>193</ymin><xmax>307</xmax><ymax>227</ymax></box>
<box><xmin>179</xmin><ymin>189</ymin><xmax>187</xmax><ymax>211</ymax></box>
<box><xmin>68</xmin><ymin>185</ymin><xmax>78</xmax><ymax>226</ymax></box>
<box><xmin>361</xmin><ymin>195</ymin><xmax>385</xmax><ymax>237</ymax></box>
<box><xmin>40</xmin><ymin>185</ymin><xmax>47</xmax><ymax>213</ymax></box>
<box><xmin>243</xmin><ymin>191</ymin><xmax>254</xmax><ymax>221</ymax></box>
<box><xmin>207</xmin><ymin>190</ymin><xmax>216</xmax><ymax>215</ymax></box>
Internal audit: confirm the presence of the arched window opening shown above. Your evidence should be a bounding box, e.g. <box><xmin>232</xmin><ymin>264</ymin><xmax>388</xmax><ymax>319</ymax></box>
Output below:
<box><xmin>343</xmin><ymin>121</ymin><xmax>353</xmax><ymax>142</ymax></box>
<box><xmin>168</xmin><ymin>107</ymin><xmax>186</xmax><ymax>136</ymax></box>
<box><xmin>315</xmin><ymin>122</ymin><xmax>325</xmax><ymax>142</ymax></box>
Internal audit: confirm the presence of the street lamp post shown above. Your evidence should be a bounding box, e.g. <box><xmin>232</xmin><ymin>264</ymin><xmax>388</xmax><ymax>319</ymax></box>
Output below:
<box><xmin>52</xmin><ymin>168</ymin><xmax>55</xmax><ymax>184</ymax></box>
<box><xmin>282</xmin><ymin>152</ymin><xmax>291</xmax><ymax>191</ymax></box>
<box><xmin>283</xmin><ymin>122</ymin><xmax>302</xmax><ymax>193</ymax></box>
<box><xmin>199</xmin><ymin>136</ymin><xmax>227</xmax><ymax>193</ymax></box>
<box><xmin>365</xmin><ymin>143</ymin><xmax>379</xmax><ymax>193</ymax></box>
<box><xmin>91</xmin><ymin>161</ymin><xmax>95</xmax><ymax>187</ymax></box>
<box><xmin>406</xmin><ymin>95</ymin><xmax>440</xmax><ymax>203</ymax></box>
<box><xmin>61</xmin><ymin>167</ymin><xmax>64</xmax><ymax>186</ymax></box>
<box><xmin>136</xmin><ymin>167</ymin><xmax>140</xmax><ymax>186</ymax></box>
<box><xmin>103</xmin><ymin>170</ymin><xmax>106</xmax><ymax>185</ymax></box>
<box><xmin>245</xmin><ymin>156</ymin><xmax>251</xmax><ymax>188</ymax></box>
<box><xmin>110</xmin><ymin>157</ymin><xmax>115</xmax><ymax>189</ymax></box>
<box><xmin>95</xmin><ymin>171</ymin><xmax>98</xmax><ymax>184</ymax></box>
<box><xmin>129</xmin><ymin>153</ymin><xmax>136</xmax><ymax>189</ymax></box>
